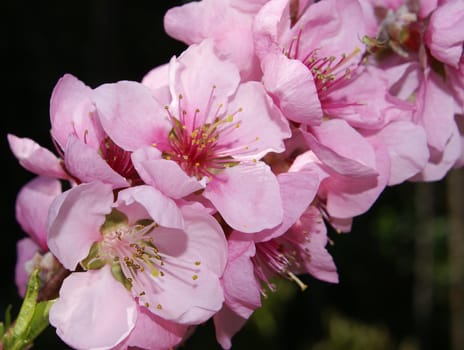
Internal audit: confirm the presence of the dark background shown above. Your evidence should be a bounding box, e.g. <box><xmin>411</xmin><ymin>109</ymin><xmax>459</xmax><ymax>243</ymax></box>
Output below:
<box><xmin>2</xmin><ymin>1</ymin><xmax>461</xmax><ymax>349</ymax></box>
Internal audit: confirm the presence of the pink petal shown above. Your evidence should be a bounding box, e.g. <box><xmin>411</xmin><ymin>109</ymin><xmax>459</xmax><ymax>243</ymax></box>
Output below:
<box><xmin>143</xmin><ymin>230</ymin><xmax>225</xmax><ymax>324</ymax></box>
<box><xmin>15</xmin><ymin>238</ymin><xmax>40</xmax><ymax>297</ymax></box>
<box><xmin>253</xmin><ymin>0</ymin><xmax>291</xmax><ymax>58</ymax></box>
<box><xmin>213</xmin><ymin>305</ymin><xmax>248</xmax><ymax>350</ymax></box>
<box><xmin>7</xmin><ymin>134</ymin><xmax>69</xmax><ymax>179</ymax></box>
<box><xmin>322</xmin><ymin>138</ymin><xmax>390</xmax><ymax>218</ymax></box>
<box><xmin>49</xmin><ymin>267</ymin><xmax>137</xmax><ymax>350</ymax></box>
<box><xmin>141</xmin><ymin>63</ymin><xmax>172</xmax><ymax>106</ymax></box>
<box><xmin>419</xmin><ymin>0</ymin><xmax>439</xmax><ymax>19</ymax></box>
<box><xmin>230</xmin><ymin>0</ymin><xmax>269</xmax><ymax>13</ymax></box>
<box><xmin>303</xmin><ymin>119</ymin><xmax>378</xmax><ymax>177</ymax></box>
<box><xmin>15</xmin><ymin>176</ymin><xmax>62</xmax><ymax>250</ymax></box>
<box><xmin>204</xmin><ymin>163</ymin><xmax>283</xmax><ymax>233</ymax></box>
<box><xmin>369</xmin><ymin>121</ymin><xmax>429</xmax><ymax>185</ymax></box>
<box><xmin>223</xmin><ymin>81</ymin><xmax>291</xmax><ymax>159</ymax></box>
<box><xmin>133</xmin><ymin>155</ymin><xmax>203</xmax><ymax>199</ymax></box>
<box><xmin>117</xmin><ymin>306</ymin><xmax>188</xmax><ymax>350</ymax></box>
<box><xmin>412</xmin><ymin>121</ymin><xmax>462</xmax><ymax>181</ymax></box>
<box><xmin>170</xmin><ymin>39</ymin><xmax>241</xmax><ymax>123</ymax></box>
<box><xmin>426</xmin><ymin>0</ymin><xmax>464</xmax><ymax>68</ymax></box>
<box><xmin>415</xmin><ymin>69</ymin><xmax>455</xmax><ymax>153</ymax></box>
<box><xmin>221</xmin><ymin>238</ymin><xmax>261</xmax><ymax>318</ymax></box>
<box><xmin>290</xmin><ymin>206</ymin><xmax>338</xmax><ymax>283</ymax></box>
<box><xmin>446</xmin><ymin>60</ymin><xmax>464</xmax><ymax>113</ymax></box>
<box><xmin>261</xmin><ymin>53</ymin><xmax>322</xmax><ymax>126</ymax></box>
<box><xmin>165</xmin><ymin>0</ymin><xmax>260</xmax><ymax>80</ymax></box>
<box><xmin>323</xmin><ymin>65</ymin><xmax>413</xmax><ymax>129</ymax></box>
<box><xmin>92</xmin><ymin>80</ymin><xmax>170</xmax><ymax>151</ymax></box>
<box><xmin>164</xmin><ymin>0</ymin><xmax>212</xmax><ymax>45</ymax></box>
<box><xmin>382</xmin><ymin>60</ymin><xmax>421</xmax><ymax>101</ymax></box>
<box><xmin>140</xmin><ymin>206</ymin><xmax>226</xmax><ymax>324</ymax></box>
<box><xmin>50</xmin><ymin>73</ymin><xmax>104</xmax><ymax>150</ymax></box>
<box><xmin>286</xmin><ymin>0</ymin><xmax>366</xmax><ymax>61</ymax></box>
<box><xmin>238</xmin><ymin>167</ymin><xmax>321</xmax><ymax>242</ymax></box>
<box><xmin>180</xmin><ymin>203</ymin><xmax>228</xmax><ymax>275</ymax></box>
<box><xmin>47</xmin><ymin>181</ymin><xmax>114</xmax><ymax>270</ymax></box>
<box><xmin>115</xmin><ymin>185</ymin><xmax>185</xmax><ymax>230</ymax></box>
<box><xmin>64</xmin><ymin>135</ymin><xmax>129</xmax><ymax>189</ymax></box>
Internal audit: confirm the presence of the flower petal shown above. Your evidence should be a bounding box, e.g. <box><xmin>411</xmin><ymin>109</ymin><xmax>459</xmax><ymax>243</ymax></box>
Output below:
<box><xmin>204</xmin><ymin>163</ymin><xmax>283</xmax><ymax>233</ymax></box>
<box><xmin>303</xmin><ymin>119</ymin><xmax>378</xmax><ymax>177</ymax></box>
<box><xmin>7</xmin><ymin>134</ymin><xmax>69</xmax><ymax>179</ymax></box>
<box><xmin>261</xmin><ymin>53</ymin><xmax>322</xmax><ymax>125</ymax></box>
<box><xmin>133</xmin><ymin>155</ymin><xmax>203</xmax><ymax>199</ymax></box>
<box><xmin>213</xmin><ymin>305</ymin><xmax>248</xmax><ymax>350</ymax></box>
<box><xmin>15</xmin><ymin>238</ymin><xmax>40</xmax><ymax>297</ymax></box>
<box><xmin>223</xmin><ymin>80</ymin><xmax>291</xmax><ymax>159</ymax></box>
<box><xmin>64</xmin><ymin>135</ymin><xmax>129</xmax><ymax>189</ymax></box>
<box><xmin>49</xmin><ymin>267</ymin><xmax>137</xmax><ymax>350</ymax></box>
<box><xmin>140</xmin><ymin>206</ymin><xmax>226</xmax><ymax>324</ymax></box>
<box><xmin>47</xmin><ymin>181</ymin><xmax>114</xmax><ymax>270</ymax></box>
<box><xmin>50</xmin><ymin>73</ymin><xmax>103</xmax><ymax>150</ymax></box>
<box><xmin>92</xmin><ymin>80</ymin><xmax>170</xmax><ymax>151</ymax></box>
<box><xmin>170</xmin><ymin>39</ymin><xmax>240</xmax><ymax>124</ymax></box>
<box><xmin>15</xmin><ymin>176</ymin><xmax>61</xmax><ymax>250</ymax></box>
<box><xmin>116</xmin><ymin>185</ymin><xmax>184</xmax><ymax>230</ymax></box>
<box><xmin>117</xmin><ymin>306</ymin><xmax>188</xmax><ymax>350</ymax></box>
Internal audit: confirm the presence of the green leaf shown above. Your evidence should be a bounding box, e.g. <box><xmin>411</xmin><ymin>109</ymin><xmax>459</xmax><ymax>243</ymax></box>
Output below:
<box><xmin>1</xmin><ymin>267</ymin><xmax>55</xmax><ymax>350</ymax></box>
<box><xmin>12</xmin><ymin>268</ymin><xmax>41</xmax><ymax>340</ymax></box>
<box><xmin>24</xmin><ymin>299</ymin><xmax>55</xmax><ymax>343</ymax></box>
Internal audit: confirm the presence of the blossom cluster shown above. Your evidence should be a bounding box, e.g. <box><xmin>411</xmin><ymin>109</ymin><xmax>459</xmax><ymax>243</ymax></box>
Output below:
<box><xmin>8</xmin><ymin>0</ymin><xmax>463</xmax><ymax>349</ymax></box>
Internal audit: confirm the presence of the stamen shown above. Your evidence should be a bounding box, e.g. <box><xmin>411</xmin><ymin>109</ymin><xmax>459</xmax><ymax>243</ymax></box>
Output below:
<box><xmin>163</xmin><ymin>100</ymin><xmax>249</xmax><ymax>180</ymax></box>
<box><xmin>288</xmin><ymin>272</ymin><xmax>308</xmax><ymax>291</ymax></box>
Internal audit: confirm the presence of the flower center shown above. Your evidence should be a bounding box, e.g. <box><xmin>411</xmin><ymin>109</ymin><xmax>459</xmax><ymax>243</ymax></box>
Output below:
<box><xmin>162</xmin><ymin>91</ymin><xmax>243</xmax><ymax>180</ymax></box>
<box><xmin>100</xmin><ymin>137</ymin><xmax>142</xmax><ymax>186</ymax></box>
<box><xmin>81</xmin><ymin>209</ymin><xmax>202</xmax><ymax>311</ymax></box>
<box><xmin>363</xmin><ymin>5</ymin><xmax>424</xmax><ymax>60</ymax></box>
<box><xmin>253</xmin><ymin>239</ymin><xmax>307</xmax><ymax>296</ymax></box>
<box><xmin>284</xmin><ymin>29</ymin><xmax>362</xmax><ymax>101</ymax></box>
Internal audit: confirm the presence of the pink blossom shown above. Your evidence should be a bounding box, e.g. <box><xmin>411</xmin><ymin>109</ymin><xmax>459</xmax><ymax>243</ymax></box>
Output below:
<box><xmin>164</xmin><ymin>0</ymin><xmax>265</xmax><ymax>80</ymax></box>
<box><xmin>8</xmin><ymin>73</ymin><xmax>146</xmax><ymax>189</ymax></box>
<box><xmin>254</xmin><ymin>0</ymin><xmax>367</xmax><ymax>124</ymax></box>
<box><xmin>290</xmin><ymin>129</ymin><xmax>390</xmax><ymax>230</ymax></box>
<box><xmin>425</xmin><ymin>0</ymin><xmax>464</xmax><ymax>68</ymax></box>
<box><xmin>51</xmin><ymin>74</ymin><xmax>145</xmax><ymax>188</ymax></box>
<box><xmin>14</xmin><ymin>176</ymin><xmax>62</xmax><ymax>296</ymax></box>
<box><xmin>47</xmin><ymin>181</ymin><xmax>227</xmax><ymax>349</ymax></box>
<box><xmin>96</xmin><ymin>40</ymin><xmax>291</xmax><ymax>233</ymax></box>
<box><xmin>213</xmin><ymin>239</ymin><xmax>261</xmax><ymax>350</ymax></box>
<box><xmin>213</xmin><ymin>167</ymin><xmax>335</xmax><ymax>349</ymax></box>
<box><xmin>360</xmin><ymin>0</ymin><xmax>464</xmax><ymax>179</ymax></box>
<box><xmin>252</xmin><ymin>0</ymin><xmax>402</xmax><ymax>209</ymax></box>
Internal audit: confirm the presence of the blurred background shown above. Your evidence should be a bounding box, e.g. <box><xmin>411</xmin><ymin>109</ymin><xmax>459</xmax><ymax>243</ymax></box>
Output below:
<box><xmin>2</xmin><ymin>1</ymin><xmax>463</xmax><ymax>349</ymax></box>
